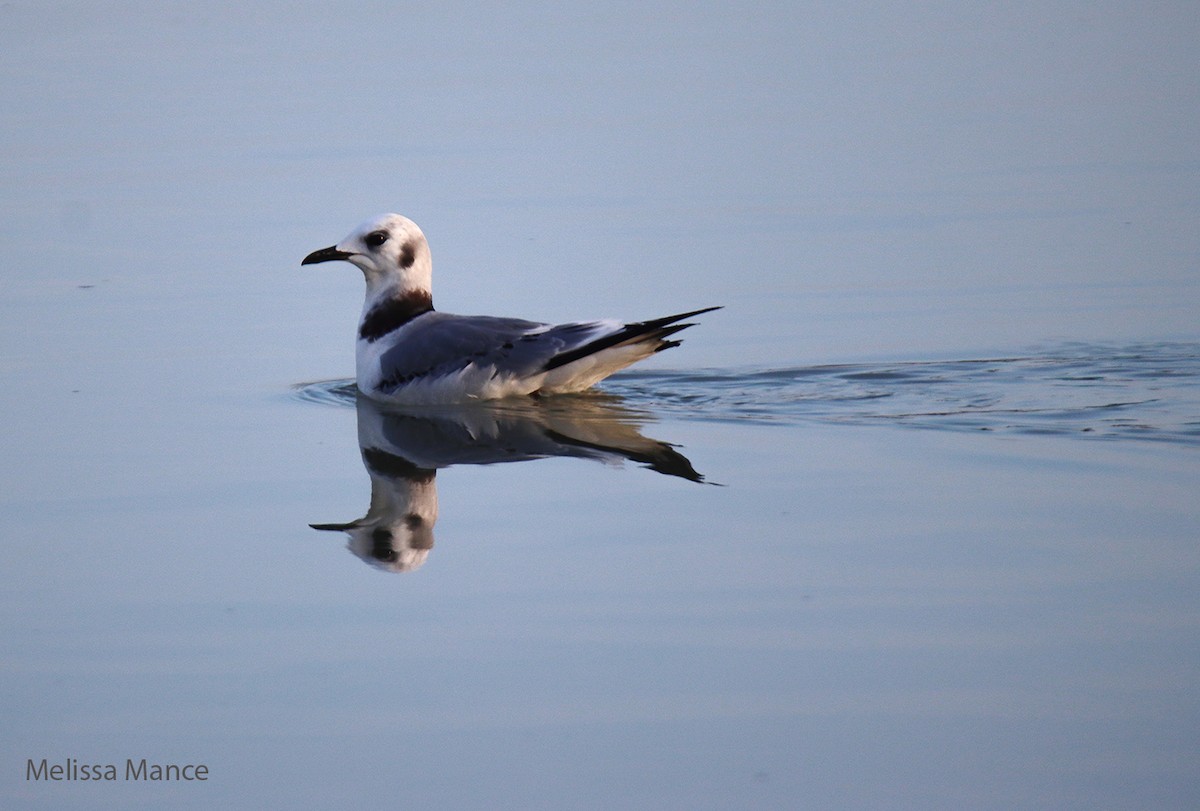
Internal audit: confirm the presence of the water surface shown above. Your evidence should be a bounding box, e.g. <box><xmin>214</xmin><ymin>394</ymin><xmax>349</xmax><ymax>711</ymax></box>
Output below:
<box><xmin>609</xmin><ymin>342</ymin><xmax>1200</xmax><ymax>444</ymax></box>
<box><xmin>2</xmin><ymin>2</ymin><xmax>1199</xmax><ymax>810</ymax></box>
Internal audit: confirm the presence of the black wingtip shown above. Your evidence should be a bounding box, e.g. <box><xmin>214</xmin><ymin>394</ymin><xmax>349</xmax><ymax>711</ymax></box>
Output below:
<box><xmin>543</xmin><ymin>306</ymin><xmax>721</xmax><ymax>372</ymax></box>
<box><xmin>635</xmin><ymin>306</ymin><xmax>722</xmax><ymax>329</ymax></box>
<box><xmin>673</xmin><ymin>305</ymin><xmax>723</xmax><ymax>319</ymax></box>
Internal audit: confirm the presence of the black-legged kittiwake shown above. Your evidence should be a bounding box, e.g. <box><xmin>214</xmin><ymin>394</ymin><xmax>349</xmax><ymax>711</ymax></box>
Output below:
<box><xmin>302</xmin><ymin>213</ymin><xmax>720</xmax><ymax>404</ymax></box>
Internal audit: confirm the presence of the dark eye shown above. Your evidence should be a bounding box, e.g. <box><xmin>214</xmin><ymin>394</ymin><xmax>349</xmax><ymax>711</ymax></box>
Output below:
<box><xmin>364</xmin><ymin>230</ymin><xmax>389</xmax><ymax>248</ymax></box>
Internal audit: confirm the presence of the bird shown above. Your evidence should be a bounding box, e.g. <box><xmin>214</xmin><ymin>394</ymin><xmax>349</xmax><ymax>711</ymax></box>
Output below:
<box><xmin>302</xmin><ymin>213</ymin><xmax>720</xmax><ymax>404</ymax></box>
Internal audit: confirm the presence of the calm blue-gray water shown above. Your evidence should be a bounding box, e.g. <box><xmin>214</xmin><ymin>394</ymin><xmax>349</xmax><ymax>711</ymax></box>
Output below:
<box><xmin>3</xmin><ymin>3</ymin><xmax>1199</xmax><ymax>809</ymax></box>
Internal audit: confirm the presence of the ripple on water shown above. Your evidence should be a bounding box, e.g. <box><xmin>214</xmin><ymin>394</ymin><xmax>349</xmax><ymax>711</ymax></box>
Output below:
<box><xmin>293</xmin><ymin>342</ymin><xmax>1200</xmax><ymax>446</ymax></box>
<box><xmin>292</xmin><ymin>379</ymin><xmax>358</xmax><ymax>407</ymax></box>
<box><xmin>605</xmin><ymin>342</ymin><xmax>1200</xmax><ymax>446</ymax></box>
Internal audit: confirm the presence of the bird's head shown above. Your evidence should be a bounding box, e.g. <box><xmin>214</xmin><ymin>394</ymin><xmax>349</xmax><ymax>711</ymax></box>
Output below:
<box><xmin>302</xmin><ymin>213</ymin><xmax>433</xmax><ymax>294</ymax></box>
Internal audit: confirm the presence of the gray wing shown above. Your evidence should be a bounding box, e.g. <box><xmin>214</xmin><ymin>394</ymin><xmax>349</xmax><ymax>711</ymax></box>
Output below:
<box><xmin>376</xmin><ymin>312</ymin><xmax>618</xmax><ymax>389</ymax></box>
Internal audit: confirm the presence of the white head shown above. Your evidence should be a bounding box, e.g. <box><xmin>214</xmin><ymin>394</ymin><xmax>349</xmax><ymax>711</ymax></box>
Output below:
<box><xmin>302</xmin><ymin>213</ymin><xmax>433</xmax><ymax>295</ymax></box>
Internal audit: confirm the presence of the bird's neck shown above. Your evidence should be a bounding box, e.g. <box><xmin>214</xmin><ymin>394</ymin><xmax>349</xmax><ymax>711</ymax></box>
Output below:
<box><xmin>358</xmin><ymin>285</ymin><xmax>434</xmax><ymax>343</ymax></box>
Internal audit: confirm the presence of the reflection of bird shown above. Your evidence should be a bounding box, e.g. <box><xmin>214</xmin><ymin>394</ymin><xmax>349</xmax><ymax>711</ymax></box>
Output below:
<box><xmin>311</xmin><ymin>393</ymin><xmax>708</xmax><ymax>573</ymax></box>
<box><xmin>302</xmin><ymin>213</ymin><xmax>720</xmax><ymax>404</ymax></box>
<box><xmin>310</xmin><ymin>458</ymin><xmax>436</xmax><ymax>574</ymax></box>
